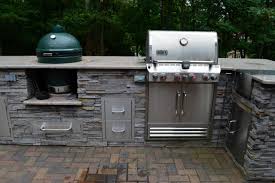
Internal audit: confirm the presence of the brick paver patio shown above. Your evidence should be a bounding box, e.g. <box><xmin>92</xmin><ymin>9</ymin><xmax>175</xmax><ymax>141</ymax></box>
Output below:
<box><xmin>0</xmin><ymin>145</ymin><xmax>244</xmax><ymax>183</ymax></box>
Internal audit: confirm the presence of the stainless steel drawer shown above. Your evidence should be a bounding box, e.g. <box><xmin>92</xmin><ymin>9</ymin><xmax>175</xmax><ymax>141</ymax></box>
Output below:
<box><xmin>102</xmin><ymin>98</ymin><xmax>134</xmax><ymax>141</ymax></box>
<box><xmin>105</xmin><ymin>120</ymin><xmax>132</xmax><ymax>141</ymax></box>
<box><xmin>104</xmin><ymin>98</ymin><xmax>132</xmax><ymax>120</ymax></box>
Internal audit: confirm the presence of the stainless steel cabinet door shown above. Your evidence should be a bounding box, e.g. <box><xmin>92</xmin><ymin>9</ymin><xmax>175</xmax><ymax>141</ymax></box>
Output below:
<box><xmin>180</xmin><ymin>84</ymin><xmax>214</xmax><ymax>126</ymax></box>
<box><xmin>0</xmin><ymin>97</ymin><xmax>11</xmax><ymax>137</ymax></box>
<box><xmin>148</xmin><ymin>83</ymin><xmax>182</xmax><ymax>123</ymax></box>
<box><xmin>226</xmin><ymin>102</ymin><xmax>251</xmax><ymax>166</ymax></box>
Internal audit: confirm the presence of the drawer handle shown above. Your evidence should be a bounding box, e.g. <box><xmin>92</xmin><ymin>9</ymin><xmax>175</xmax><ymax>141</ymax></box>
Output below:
<box><xmin>112</xmin><ymin>107</ymin><xmax>125</xmax><ymax>113</ymax></box>
<box><xmin>112</xmin><ymin>127</ymin><xmax>126</xmax><ymax>133</ymax></box>
<box><xmin>40</xmin><ymin>122</ymin><xmax>72</xmax><ymax>132</ymax></box>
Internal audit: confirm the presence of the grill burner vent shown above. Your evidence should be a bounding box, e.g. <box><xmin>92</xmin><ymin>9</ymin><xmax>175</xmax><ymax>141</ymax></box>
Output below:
<box><xmin>149</xmin><ymin>127</ymin><xmax>208</xmax><ymax>138</ymax></box>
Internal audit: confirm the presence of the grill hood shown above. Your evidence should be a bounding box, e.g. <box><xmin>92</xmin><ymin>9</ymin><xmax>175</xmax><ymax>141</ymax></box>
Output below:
<box><xmin>146</xmin><ymin>31</ymin><xmax>218</xmax><ymax>64</ymax></box>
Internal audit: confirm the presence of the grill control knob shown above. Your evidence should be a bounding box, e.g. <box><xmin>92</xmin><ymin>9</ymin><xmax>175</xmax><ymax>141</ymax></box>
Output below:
<box><xmin>210</xmin><ymin>74</ymin><xmax>217</xmax><ymax>80</ymax></box>
<box><xmin>174</xmin><ymin>74</ymin><xmax>181</xmax><ymax>81</ymax></box>
<box><xmin>188</xmin><ymin>73</ymin><xmax>196</xmax><ymax>81</ymax></box>
<box><xmin>160</xmin><ymin>73</ymin><xmax>167</xmax><ymax>81</ymax></box>
<box><xmin>181</xmin><ymin>74</ymin><xmax>188</xmax><ymax>81</ymax></box>
<box><xmin>152</xmin><ymin>73</ymin><xmax>158</xmax><ymax>80</ymax></box>
<box><xmin>202</xmin><ymin>74</ymin><xmax>210</xmax><ymax>81</ymax></box>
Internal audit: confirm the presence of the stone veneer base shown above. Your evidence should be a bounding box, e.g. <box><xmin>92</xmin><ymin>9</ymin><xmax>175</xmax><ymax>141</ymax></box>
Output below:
<box><xmin>0</xmin><ymin>69</ymin><xmax>274</xmax><ymax>181</ymax></box>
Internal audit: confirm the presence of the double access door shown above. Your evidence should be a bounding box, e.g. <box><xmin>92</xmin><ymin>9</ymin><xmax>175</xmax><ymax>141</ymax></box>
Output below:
<box><xmin>148</xmin><ymin>83</ymin><xmax>214</xmax><ymax>139</ymax></box>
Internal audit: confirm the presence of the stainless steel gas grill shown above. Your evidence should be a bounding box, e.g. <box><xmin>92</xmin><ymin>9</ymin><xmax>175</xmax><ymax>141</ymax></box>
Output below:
<box><xmin>146</xmin><ymin>31</ymin><xmax>221</xmax><ymax>139</ymax></box>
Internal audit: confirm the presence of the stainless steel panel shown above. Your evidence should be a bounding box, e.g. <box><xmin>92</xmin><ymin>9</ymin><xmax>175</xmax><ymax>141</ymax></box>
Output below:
<box><xmin>105</xmin><ymin>120</ymin><xmax>132</xmax><ymax>141</ymax></box>
<box><xmin>180</xmin><ymin>84</ymin><xmax>214</xmax><ymax>125</ymax></box>
<box><xmin>0</xmin><ymin>97</ymin><xmax>11</xmax><ymax>137</ymax></box>
<box><xmin>105</xmin><ymin>98</ymin><xmax>132</xmax><ymax>120</ymax></box>
<box><xmin>102</xmin><ymin>98</ymin><xmax>134</xmax><ymax>141</ymax></box>
<box><xmin>148</xmin><ymin>83</ymin><xmax>214</xmax><ymax>139</ymax></box>
<box><xmin>147</xmin><ymin>64</ymin><xmax>221</xmax><ymax>82</ymax></box>
<box><xmin>226</xmin><ymin>102</ymin><xmax>252</xmax><ymax>166</ymax></box>
<box><xmin>147</xmin><ymin>31</ymin><xmax>218</xmax><ymax>64</ymax></box>
<box><xmin>148</xmin><ymin>83</ymin><xmax>181</xmax><ymax>123</ymax></box>
<box><xmin>235</xmin><ymin>72</ymin><xmax>253</xmax><ymax>99</ymax></box>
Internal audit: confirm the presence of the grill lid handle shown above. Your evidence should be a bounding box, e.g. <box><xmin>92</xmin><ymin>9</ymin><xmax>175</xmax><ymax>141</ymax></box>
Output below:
<box><xmin>150</xmin><ymin>60</ymin><xmax>215</xmax><ymax>65</ymax></box>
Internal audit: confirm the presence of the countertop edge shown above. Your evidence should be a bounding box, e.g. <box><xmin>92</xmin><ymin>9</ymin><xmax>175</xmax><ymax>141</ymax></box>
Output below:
<box><xmin>23</xmin><ymin>98</ymin><xmax>83</xmax><ymax>106</ymax></box>
<box><xmin>1</xmin><ymin>66</ymin><xmax>274</xmax><ymax>72</ymax></box>
<box><xmin>0</xmin><ymin>65</ymin><xmax>147</xmax><ymax>70</ymax></box>
<box><xmin>0</xmin><ymin>56</ymin><xmax>275</xmax><ymax>73</ymax></box>
<box><xmin>252</xmin><ymin>75</ymin><xmax>275</xmax><ymax>85</ymax></box>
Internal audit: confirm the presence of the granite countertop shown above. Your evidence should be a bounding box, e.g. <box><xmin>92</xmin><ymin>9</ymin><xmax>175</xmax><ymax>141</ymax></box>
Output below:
<box><xmin>218</xmin><ymin>58</ymin><xmax>275</xmax><ymax>71</ymax></box>
<box><xmin>1</xmin><ymin>56</ymin><xmax>275</xmax><ymax>84</ymax></box>
<box><xmin>252</xmin><ymin>75</ymin><xmax>275</xmax><ymax>85</ymax></box>
<box><xmin>0</xmin><ymin>56</ymin><xmax>274</xmax><ymax>71</ymax></box>
<box><xmin>0</xmin><ymin>56</ymin><xmax>146</xmax><ymax>69</ymax></box>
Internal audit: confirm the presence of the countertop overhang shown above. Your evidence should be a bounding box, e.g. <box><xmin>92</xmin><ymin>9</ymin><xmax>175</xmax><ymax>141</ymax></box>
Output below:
<box><xmin>0</xmin><ymin>56</ymin><xmax>274</xmax><ymax>71</ymax></box>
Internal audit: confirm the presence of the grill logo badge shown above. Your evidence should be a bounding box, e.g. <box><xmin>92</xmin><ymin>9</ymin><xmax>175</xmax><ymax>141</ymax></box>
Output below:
<box><xmin>156</xmin><ymin>50</ymin><xmax>168</xmax><ymax>56</ymax></box>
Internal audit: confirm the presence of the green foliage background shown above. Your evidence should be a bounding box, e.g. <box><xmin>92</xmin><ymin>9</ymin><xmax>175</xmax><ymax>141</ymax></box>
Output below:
<box><xmin>0</xmin><ymin>0</ymin><xmax>274</xmax><ymax>59</ymax></box>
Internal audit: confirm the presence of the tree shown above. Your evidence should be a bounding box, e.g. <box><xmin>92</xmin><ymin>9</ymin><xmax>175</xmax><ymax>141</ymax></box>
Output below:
<box><xmin>0</xmin><ymin>0</ymin><xmax>274</xmax><ymax>59</ymax></box>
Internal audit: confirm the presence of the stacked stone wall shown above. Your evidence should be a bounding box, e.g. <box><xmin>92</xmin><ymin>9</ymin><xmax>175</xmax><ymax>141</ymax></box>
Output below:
<box><xmin>244</xmin><ymin>82</ymin><xmax>275</xmax><ymax>181</ymax></box>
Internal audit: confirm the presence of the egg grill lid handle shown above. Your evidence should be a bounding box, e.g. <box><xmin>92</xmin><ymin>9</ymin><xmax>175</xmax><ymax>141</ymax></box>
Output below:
<box><xmin>52</xmin><ymin>24</ymin><xmax>65</xmax><ymax>33</ymax></box>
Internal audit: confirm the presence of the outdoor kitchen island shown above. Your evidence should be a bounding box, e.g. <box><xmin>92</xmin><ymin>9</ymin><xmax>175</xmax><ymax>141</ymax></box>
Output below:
<box><xmin>0</xmin><ymin>56</ymin><xmax>275</xmax><ymax>182</ymax></box>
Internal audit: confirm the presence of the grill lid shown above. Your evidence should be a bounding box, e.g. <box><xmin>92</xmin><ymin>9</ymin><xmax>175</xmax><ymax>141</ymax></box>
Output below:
<box><xmin>146</xmin><ymin>31</ymin><xmax>218</xmax><ymax>64</ymax></box>
<box><xmin>36</xmin><ymin>25</ymin><xmax>82</xmax><ymax>64</ymax></box>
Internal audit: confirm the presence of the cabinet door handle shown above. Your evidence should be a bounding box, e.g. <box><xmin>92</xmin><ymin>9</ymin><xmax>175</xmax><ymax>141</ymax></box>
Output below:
<box><xmin>112</xmin><ymin>127</ymin><xmax>126</xmax><ymax>133</ymax></box>
<box><xmin>228</xmin><ymin>130</ymin><xmax>236</xmax><ymax>134</ymax></box>
<box><xmin>175</xmin><ymin>91</ymin><xmax>181</xmax><ymax>115</ymax></box>
<box><xmin>226</xmin><ymin>120</ymin><xmax>237</xmax><ymax>134</ymax></box>
<box><xmin>181</xmin><ymin>91</ymin><xmax>187</xmax><ymax>116</ymax></box>
<box><xmin>112</xmin><ymin>107</ymin><xmax>125</xmax><ymax>113</ymax></box>
<box><xmin>229</xmin><ymin>120</ymin><xmax>237</xmax><ymax>124</ymax></box>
